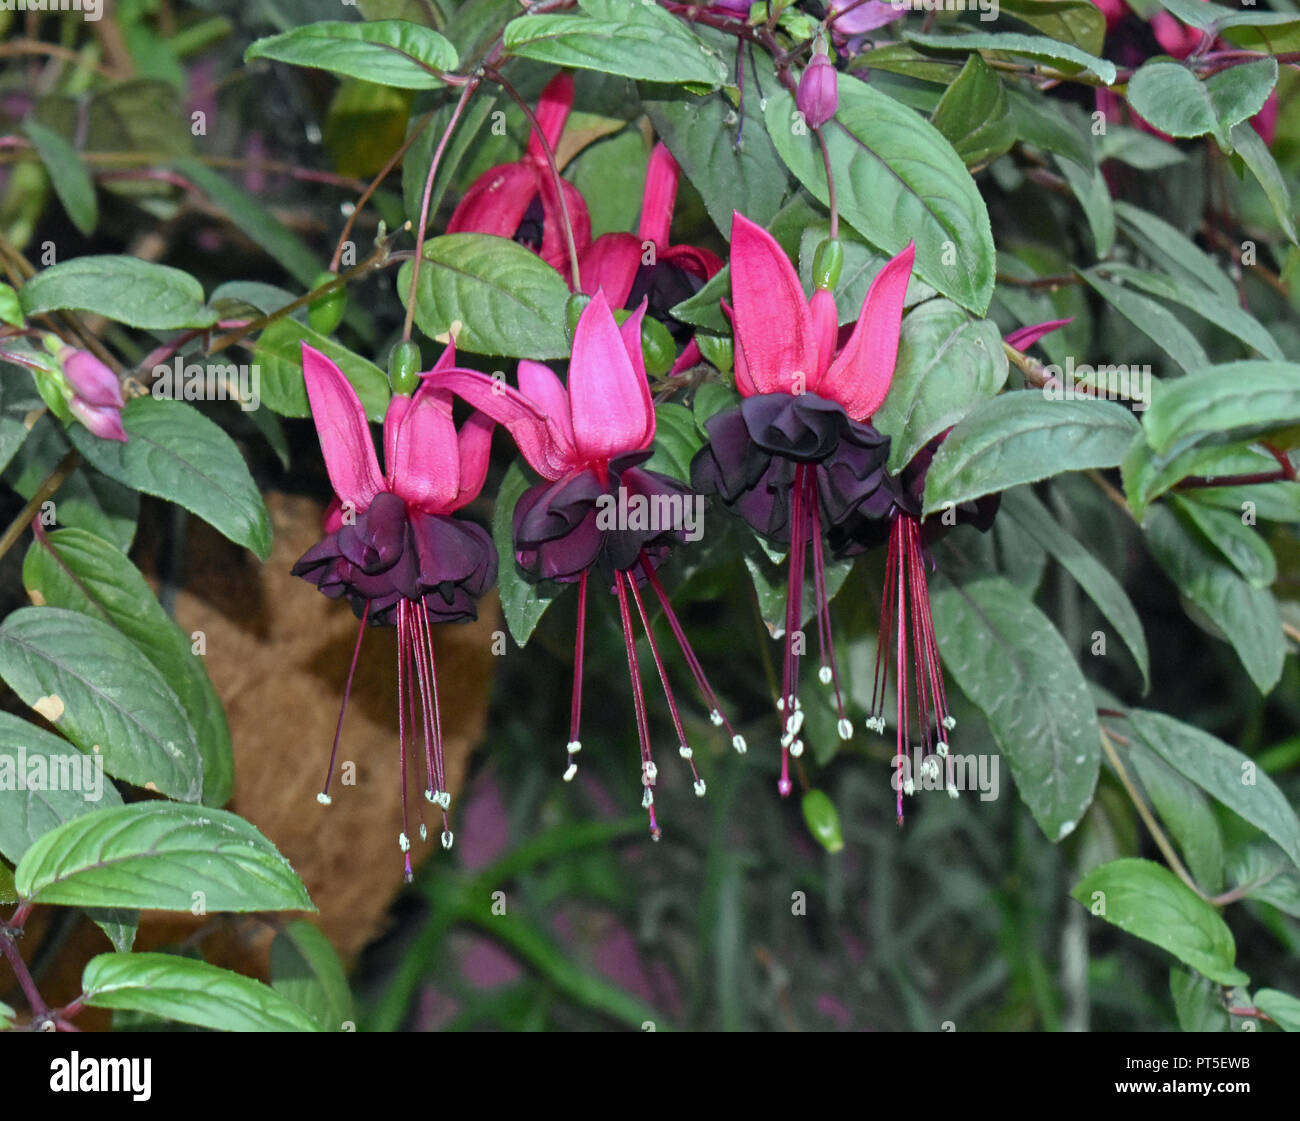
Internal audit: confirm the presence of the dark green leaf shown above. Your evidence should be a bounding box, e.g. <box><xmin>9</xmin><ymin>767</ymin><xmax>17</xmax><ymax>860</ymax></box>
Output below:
<box><xmin>1126</xmin><ymin>58</ymin><xmax>1277</xmax><ymax>148</ymax></box>
<box><xmin>22</xmin><ymin>120</ymin><xmax>97</xmax><ymax>236</ymax></box>
<box><xmin>1081</xmin><ymin>268</ymin><xmax>1209</xmax><ymax>374</ymax></box>
<box><xmin>1171</xmin><ymin>967</ymin><xmax>1230</xmax><ymax>1032</ymax></box>
<box><xmin>271</xmin><ymin>920</ymin><xmax>354</xmax><ymax>1031</ymax></box>
<box><xmin>245</xmin><ymin>20</ymin><xmax>458</xmax><ymax>89</ymax></box>
<box><xmin>1127</xmin><ymin>741</ymin><xmax>1225</xmax><ymax>892</ymax></box>
<box><xmin>931</xmin><ymin>54</ymin><xmax>1015</xmax><ymax>169</ymax></box>
<box><xmin>1141</xmin><ymin>360</ymin><xmax>1300</xmax><ymax>457</ymax></box>
<box><xmin>19</xmin><ymin>256</ymin><xmax>217</xmax><ymax>331</ymax></box>
<box><xmin>16</xmin><ymin>801</ymin><xmax>314</xmax><ymax>912</ymax></box>
<box><xmin>1254</xmin><ymin>989</ymin><xmax>1300</xmax><ymax>1032</ymax></box>
<box><xmin>906</xmin><ymin>29</ymin><xmax>1117</xmax><ymax>84</ymax></box>
<box><xmin>1229</xmin><ymin>120</ymin><xmax>1298</xmax><ymax>245</ymax></box>
<box><xmin>643</xmin><ymin>402</ymin><xmax>703</xmax><ymax>483</ymax></box>
<box><xmin>253</xmin><ymin>319</ymin><xmax>390</xmax><ymax>423</ymax></box>
<box><xmin>83</xmin><ymin>952</ymin><xmax>322</xmax><ymax>1031</ymax></box>
<box><xmin>0</xmin><ymin>607</ymin><xmax>202</xmax><ymax>803</ymax></box>
<box><xmin>1071</xmin><ymin>858</ymin><xmax>1249</xmax><ymax>986</ymax></box>
<box><xmin>68</xmin><ymin>396</ymin><xmax>271</xmax><ymax>560</ymax></box>
<box><xmin>1171</xmin><ymin>495</ymin><xmax>1276</xmax><ymax>588</ymax></box>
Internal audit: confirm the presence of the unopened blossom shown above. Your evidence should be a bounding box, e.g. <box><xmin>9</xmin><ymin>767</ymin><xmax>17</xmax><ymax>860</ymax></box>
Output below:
<box><xmin>691</xmin><ymin>212</ymin><xmax>913</xmax><ymax>794</ymax></box>
<box><xmin>63</xmin><ymin>349</ymin><xmax>127</xmax><ymax>443</ymax></box>
<box><xmin>431</xmin><ymin>293</ymin><xmax>743</xmax><ymax>838</ymax></box>
<box><xmin>796</xmin><ymin>49</ymin><xmax>839</xmax><ymax>129</ymax></box>
<box><xmin>291</xmin><ymin>343</ymin><xmax>497</xmax><ymax>880</ymax></box>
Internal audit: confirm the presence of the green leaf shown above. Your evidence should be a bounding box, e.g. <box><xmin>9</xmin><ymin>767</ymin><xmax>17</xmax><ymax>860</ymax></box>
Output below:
<box><xmin>1171</xmin><ymin>495</ymin><xmax>1276</xmax><ymax>589</ymax></box>
<box><xmin>668</xmin><ymin>266</ymin><xmax>729</xmax><ymax>333</ymax></box>
<box><xmin>1000</xmin><ymin>487</ymin><xmax>1150</xmax><ymax>690</ymax></box>
<box><xmin>1142</xmin><ymin>504</ymin><xmax>1284</xmax><ymax>693</ymax></box>
<box><xmin>0</xmin><ymin>607</ymin><xmax>202</xmax><ymax>803</ymax></box>
<box><xmin>271</xmin><ymin>920</ymin><xmax>354</xmax><ymax>1031</ymax></box>
<box><xmin>1127</xmin><ymin>709</ymin><xmax>1300</xmax><ymax>871</ymax></box>
<box><xmin>1072</xmin><ymin>858</ymin><xmax>1249</xmax><ymax>986</ymax></box>
<box><xmin>872</xmin><ymin>300</ymin><xmax>1007</xmax><ymax>473</ymax></box>
<box><xmin>503</xmin><ymin>6</ymin><xmax>728</xmax><ymax>88</ymax></box>
<box><xmin>253</xmin><ymin>319</ymin><xmax>390</xmax><ymax>423</ymax></box>
<box><xmin>905</xmin><ymin>29</ymin><xmax>1117</xmax><ymax>84</ymax></box>
<box><xmin>23</xmin><ymin>528</ymin><xmax>233</xmax><ymax>807</ymax></box>
<box><xmin>922</xmin><ymin>392</ymin><xmax>1142</xmax><ymax>515</ymax></box>
<box><xmin>1097</xmin><ymin>125</ymin><xmax>1186</xmax><ymax>170</ymax></box>
<box><xmin>1081</xmin><ymin>269</ymin><xmax>1210</xmax><ymax>374</ymax></box>
<box><xmin>68</xmin><ymin>396</ymin><xmax>272</xmax><ymax>560</ymax></box>
<box><xmin>402</xmin><ymin>93</ymin><xmax>497</xmax><ymax>232</ymax></box>
<box><xmin>1255</xmin><ymin>989</ymin><xmax>1300</xmax><ymax>1032</ymax></box>
<box><xmin>643</xmin><ymin>402</ymin><xmax>703</xmax><ymax>483</ymax></box>
<box><xmin>16</xmin><ymin>801</ymin><xmax>314</xmax><ymax>912</ymax></box>
<box><xmin>19</xmin><ymin>256</ymin><xmax>217</xmax><ymax>331</ymax></box>
<box><xmin>22</xmin><ymin>120</ymin><xmax>97</xmax><ymax>236</ymax></box>
<box><xmin>1170</xmin><ymin>966</ymin><xmax>1230</xmax><ymax>1032</ymax></box>
<box><xmin>1114</xmin><ymin>201</ymin><xmax>1236</xmax><ymax>305</ymax></box>
<box><xmin>931</xmin><ymin>53</ymin><xmax>1015</xmax><ymax>169</ymax></box>
<box><xmin>1126</xmin><ymin>58</ymin><xmax>1277</xmax><ymax>148</ymax></box>
<box><xmin>82</xmin><ymin>952</ymin><xmax>322</xmax><ymax>1031</ymax></box>
<box><xmin>929</xmin><ymin>573</ymin><xmax>1100</xmax><ymax>841</ymax></box>
<box><xmin>1056</xmin><ymin>155</ymin><xmax>1115</xmax><ymax>257</ymax></box>
<box><xmin>0</xmin><ymin>281</ymin><xmax>21</xmax><ymax>327</ymax></box>
<box><xmin>798</xmin><ymin>224</ymin><xmax>938</xmax><ymax>327</ymax></box>
<box><xmin>645</xmin><ymin>90</ymin><xmax>790</xmax><ymax>236</ymax></box>
<box><xmin>998</xmin><ymin>0</ymin><xmax>1106</xmax><ymax>53</ymax></box>
<box><xmin>763</xmin><ymin>73</ymin><xmax>996</xmax><ymax>314</ymax></box>
<box><xmin>0</xmin><ymin>711</ymin><xmax>124</xmax><ymax>865</ymax></box>
<box><xmin>744</xmin><ymin>541</ymin><xmax>854</xmax><ymax>635</ymax></box>
<box><xmin>1141</xmin><ymin>360</ymin><xmax>1300</xmax><ymax>457</ymax></box>
<box><xmin>397</xmin><ymin>234</ymin><xmax>571</xmax><ymax>359</ymax></box>
<box><xmin>1127</xmin><ymin>741</ymin><xmax>1225</xmax><ymax>893</ymax></box>
<box><xmin>493</xmin><ymin>461</ymin><xmax>558</xmax><ymax>647</ymax></box>
<box><xmin>1007</xmin><ymin>88</ymin><xmax>1093</xmax><ymax>170</ymax></box>
<box><xmin>1227</xmin><ymin>842</ymin><xmax>1300</xmax><ymax>918</ymax></box>
<box><xmin>245</xmin><ymin>20</ymin><xmax>458</xmax><ymax>89</ymax></box>
<box><xmin>1229</xmin><ymin>121</ymin><xmax>1299</xmax><ymax>245</ymax></box>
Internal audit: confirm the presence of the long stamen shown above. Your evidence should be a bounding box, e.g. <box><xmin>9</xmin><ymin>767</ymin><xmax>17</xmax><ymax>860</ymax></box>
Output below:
<box><xmin>614</xmin><ymin>571</ymin><xmax>661</xmax><ymax>840</ymax></box>
<box><xmin>564</xmin><ymin>571</ymin><xmax>588</xmax><ymax>783</ymax></box>
<box><xmin>779</xmin><ymin>463</ymin><xmax>811</xmax><ymax>797</ymax></box>
<box><xmin>318</xmin><ymin>600</ymin><xmax>370</xmax><ymax>805</ymax></box>
<box><xmin>640</xmin><ymin>558</ymin><xmax>746</xmax><ymax>755</ymax></box>
<box><xmin>627</xmin><ymin>571</ymin><xmax>705</xmax><ymax>796</ymax></box>
<box><xmin>896</xmin><ymin>529</ymin><xmax>908</xmax><ymax>825</ymax></box>
<box><xmin>396</xmin><ymin>600</ymin><xmax>414</xmax><ymax>882</ymax></box>
<box><xmin>414</xmin><ymin>600</ymin><xmax>453</xmax><ymax>847</ymax></box>
<box><xmin>808</xmin><ymin>470</ymin><xmax>850</xmax><ymax>741</ymax></box>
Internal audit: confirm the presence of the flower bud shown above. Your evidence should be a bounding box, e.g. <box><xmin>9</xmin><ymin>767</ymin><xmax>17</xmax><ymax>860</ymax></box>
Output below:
<box><xmin>68</xmin><ymin>397</ymin><xmax>128</xmax><ymax>443</ymax></box>
<box><xmin>801</xmin><ymin>789</ymin><xmax>844</xmax><ymax>853</ymax></box>
<box><xmin>307</xmin><ymin>270</ymin><xmax>346</xmax><ymax>336</ymax></box>
<box><xmin>639</xmin><ymin>316</ymin><xmax>676</xmax><ymax>379</ymax></box>
<box><xmin>811</xmin><ymin>238</ymin><xmax>843</xmax><ymax>292</ymax></box>
<box><xmin>62</xmin><ymin>349</ymin><xmax>124</xmax><ymax>409</ymax></box>
<box><xmin>388</xmin><ymin>340</ymin><xmax>422</xmax><ymax>397</ymax></box>
<box><xmin>796</xmin><ymin>51</ymin><xmax>838</xmax><ymax>130</ymax></box>
<box><xmin>564</xmin><ymin>292</ymin><xmax>592</xmax><ymax>341</ymax></box>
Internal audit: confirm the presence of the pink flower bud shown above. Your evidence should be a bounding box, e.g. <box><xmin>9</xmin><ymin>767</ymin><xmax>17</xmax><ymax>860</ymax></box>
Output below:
<box><xmin>68</xmin><ymin>396</ymin><xmax>128</xmax><ymax>443</ymax></box>
<box><xmin>797</xmin><ymin>53</ymin><xmax>838</xmax><ymax>129</ymax></box>
<box><xmin>62</xmin><ymin>350</ymin><xmax>124</xmax><ymax>409</ymax></box>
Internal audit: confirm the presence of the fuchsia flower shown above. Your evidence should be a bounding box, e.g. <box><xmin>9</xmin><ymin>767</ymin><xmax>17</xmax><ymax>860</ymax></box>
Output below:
<box><xmin>447</xmin><ymin>72</ymin><xmax>591</xmax><ymax>278</ymax></box>
<box><xmin>430</xmin><ymin>293</ymin><xmax>744</xmax><ymax>838</ymax></box>
<box><xmin>291</xmin><ymin>344</ymin><xmax>497</xmax><ymax>880</ymax></box>
<box><xmin>691</xmin><ymin>212</ymin><xmax>913</xmax><ymax>795</ymax></box>
<box><xmin>579</xmin><ymin>142</ymin><xmax>723</xmax><ymax>371</ymax></box>
<box><xmin>796</xmin><ymin>48</ymin><xmax>839</xmax><ymax>129</ymax></box>
<box><xmin>63</xmin><ymin>349</ymin><xmax>128</xmax><ymax>443</ymax></box>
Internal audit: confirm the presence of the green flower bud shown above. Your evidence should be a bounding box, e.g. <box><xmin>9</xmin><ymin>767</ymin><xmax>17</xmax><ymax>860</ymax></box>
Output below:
<box><xmin>307</xmin><ymin>270</ymin><xmax>346</xmax><ymax>336</ymax></box>
<box><xmin>640</xmin><ymin>316</ymin><xmax>676</xmax><ymax>379</ymax></box>
<box><xmin>388</xmin><ymin>340</ymin><xmax>422</xmax><ymax>397</ymax></box>
<box><xmin>812</xmin><ymin>239</ymin><xmax>843</xmax><ymax>292</ymax></box>
<box><xmin>801</xmin><ymin>789</ymin><xmax>844</xmax><ymax>853</ymax></box>
<box><xmin>564</xmin><ymin>292</ymin><xmax>592</xmax><ymax>341</ymax></box>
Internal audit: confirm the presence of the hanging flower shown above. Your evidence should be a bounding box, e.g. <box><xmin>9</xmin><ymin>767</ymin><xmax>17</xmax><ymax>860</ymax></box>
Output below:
<box><xmin>62</xmin><ymin>349</ymin><xmax>128</xmax><ymax>443</ymax></box>
<box><xmin>447</xmin><ymin>71</ymin><xmax>592</xmax><ymax>277</ymax></box>
<box><xmin>430</xmin><ymin>292</ymin><xmax>744</xmax><ymax>838</ymax></box>
<box><xmin>796</xmin><ymin>45</ymin><xmax>839</xmax><ymax>129</ymax></box>
<box><xmin>690</xmin><ymin>212</ymin><xmax>913</xmax><ymax>794</ymax></box>
<box><xmin>579</xmin><ymin>142</ymin><xmax>723</xmax><ymax>372</ymax></box>
<box><xmin>291</xmin><ymin>343</ymin><xmax>497</xmax><ymax>880</ymax></box>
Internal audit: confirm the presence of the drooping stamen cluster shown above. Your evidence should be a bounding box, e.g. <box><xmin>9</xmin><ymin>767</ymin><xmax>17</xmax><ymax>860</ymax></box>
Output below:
<box><xmin>430</xmin><ymin>292</ymin><xmax>744</xmax><ymax>838</ymax></box>
<box><xmin>291</xmin><ymin>343</ymin><xmax>497</xmax><ymax>881</ymax></box>
<box><xmin>690</xmin><ymin>212</ymin><xmax>915</xmax><ymax>789</ymax></box>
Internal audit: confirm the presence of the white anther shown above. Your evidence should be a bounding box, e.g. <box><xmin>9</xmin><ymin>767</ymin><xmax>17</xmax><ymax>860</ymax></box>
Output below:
<box><xmin>419</xmin><ymin>824</ymin><xmax>428</xmax><ymax>842</ymax></box>
<box><xmin>563</xmin><ymin>763</ymin><xmax>578</xmax><ymax>782</ymax></box>
<box><xmin>903</xmin><ymin>777</ymin><xmax>915</xmax><ymax>796</ymax></box>
<box><xmin>785</xmin><ymin>709</ymin><xmax>805</xmax><ymax>738</ymax></box>
<box><xmin>679</xmin><ymin>744</ymin><xmax>693</xmax><ymax>759</ymax></box>
<box><xmin>567</xmin><ymin>739</ymin><xmax>582</xmax><ymax>755</ymax></box>
<box><xmin>316</xmin><ymin>793</ymin><xmax>332</xmax><ymax>806</ymax></box>
<box><xmin>947</xmin><ymin>784</ymin><xmax>959</xmax><ymax>800</ymax></box>
<box><xmin>921</xmin><ymin>757</ymin><xmax>940</xmax><ymax>780</ymax></box>
<box><xmin>942</xmin><ymin>715</ymin><xmax>957</xmax><ymax>731</ymax></box>
<box><xmin>643</xmin><ymin>760</ymin><xmax>658</xmax><ymax>783</ymax></box>
<box><xmin>437</xmin><ymin>790</ymin><xmax>451</xmax><ymax>809</ymax></box>
<box><xmin>694</xmin><ymin>779</ymin><xmax>707</xmax><ymax>797</ymax></box>
<box><xmin>936</xmin><ymin>741</ymin><xmax>949</xmax><ymax>758</ymax></box>
<box><xmin>425</xmin><ymin>788</ymin><xmax>438</xmax><ymax>805</ymax></box>
<box><xmin>818</xmin><ymin>665</ymin><xmax>833</xmax><ymax>685</ymax></box>
<box><xmin>398</xmin><ymin>832</ymin><xmax>411</xmax><ymax>853</ymax></box>
<box><xmin>441</xmin><ymin>830</ymin><xmax>454</xmax><ymax>850</ymax></box>
<box><xmin>789</xmin><ymin>739</ymin><xmax>804</xmax><ymax>758</ymax></box>
<box><xmin>642</xmin><ymin>787</ymin><xmax>654</xmax><ymax>808</ymax></box>
<box><xmin>776</xmin><ymin>696</ymin><xmax>785</xmax><ymax>712</ymax></box>
<box><xmin>867</xmin><ymin>716</ymin><xmax>886</xmax><ymax>734</ymax></box>
<box><xmin>838</xmin><ymin>718</ymin><xmax>852</xmax><ymax>740</ymax></box>
<box><xmin>709</xmin><ymin>709</ymin><xmax>723</xmax><ymax>727</ymax></box>
<box><xmin>732</xmin><ymin>734</ymin><xmax>748</xmax><ymax>754</ymax></box>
